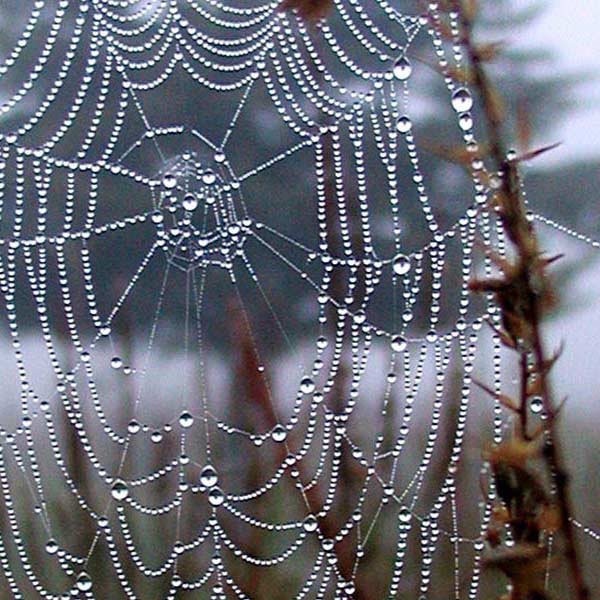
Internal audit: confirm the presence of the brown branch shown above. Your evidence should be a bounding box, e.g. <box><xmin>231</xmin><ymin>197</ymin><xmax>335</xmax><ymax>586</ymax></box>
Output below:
<box><xmin>441</xmin><ymin>2</ymin><xmax>589</xmax><ymax>599</ymax></box>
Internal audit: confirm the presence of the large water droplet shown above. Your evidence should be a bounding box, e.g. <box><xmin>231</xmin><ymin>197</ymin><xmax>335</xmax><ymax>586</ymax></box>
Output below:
<box><xmin>163</xmin><ymin>174</ymin><xmax>177</xmax><ymax>189</ymax></box>
<box><xmin>182</xmin><ymin>194</ymin><xmax>198</xmax><ymax>211</ymax></box>
<box><xmin>458</xmin><ymin>112</ymin><xmax>473</xmax><ymax>131</ymax></box>
<box><xmin>111</xmin><ymin>479</ymin><xmax>129</xmax><ymax>501</ymax></box>
<box><xmin>451</xmin><ymin>88</ymin><xmax>473</xmax><ymax>112</ymax></box>
<box><xmin>202</xmin><ymin>170</ymin><xmax>216</xmax><ymax>185</ymax></box>
<box><xmin>392</xmin><ymin>254</ymin><xmax>411</xmax><ymax>276</ymax></box>
<box><xmin>200</xmin><ymin>465</ymin><xmax>218</xmax><ymax>488</ymax></box>
<box><xmin>390</xmin><ymin>335</ymin><xmax>407</xmax><ymax>353</ymax></box>
<box><xmin>396</xmin><ymin>115</ymin><xmax>413</xmax><ymax>134</ymax></box>
<box><xmin>398</xmin><ymin>507</ymin><xmax>412</xmax><ymax>524</ymax></box>
<box><xmin>530</xmin><ymin>397</ymin><xmax>543</xmax><ymax>414</ymax></box>
<box><xmin>76</xmin><ymin>572</ymin><xmax>93</xmax><ymax>592</ymax></box>
<box><xmin>208</xmin><ymin>487</ymin><xmax>225</xmax><ymax>507</ymax></box>
<box><xmin>303</xmin><ymin>515</ymin><xmax>318</xmax><ymax>532</ymax></box>
<box><xmin>45</xmin><ymin>538</ymin><xmax>58</xmax><ymax>555</ymax></box>
<box><xmin>271</xmin><ymin>425</ymin><xmax>287</xmax><ymax>443</ymax></box>
<box><xmin>178</xmin><ymin>411</ymin><xmax>194</xmax><ymax>428</ymax></box>
<box><xmin>300</xmin><ymin>376</ymin><xmax>315</xmax><ymax>394</ymax></box>
<box><xmin>392</xmin><ymin>56</ymin><xmax>412</xmax><ymax>80</ymax></box>
<box><xmin>127</xmin><ymin>420</ymin><xmax>140</xmax><ymax>435</ymax></box>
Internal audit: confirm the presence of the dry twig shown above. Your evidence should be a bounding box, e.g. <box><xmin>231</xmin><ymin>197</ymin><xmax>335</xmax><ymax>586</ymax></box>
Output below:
<box><xmin>431</xmin><ymin>2</ymin><xmax>590</xmax><ymax>599</ymax></box>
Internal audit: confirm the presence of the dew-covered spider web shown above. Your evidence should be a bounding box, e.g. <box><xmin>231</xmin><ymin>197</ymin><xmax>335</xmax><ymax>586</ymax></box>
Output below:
<box><xmin>0</xmin><ymin>1</ymin><xmax>598</xmax><ymax>599</ymax></box>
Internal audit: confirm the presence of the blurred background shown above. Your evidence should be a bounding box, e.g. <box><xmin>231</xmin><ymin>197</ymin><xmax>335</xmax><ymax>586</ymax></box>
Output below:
<box><xmin>0</xmin><ymin>0</ymin><xmax>598</xmax><ymax>598</ymax></box>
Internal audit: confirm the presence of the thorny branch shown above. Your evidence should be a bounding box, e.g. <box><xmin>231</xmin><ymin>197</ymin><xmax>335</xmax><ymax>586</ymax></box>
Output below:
<box><xmin>433</xmin><ymin>1</ymin><xmax>589</xmax><ymax>599</ymax></box>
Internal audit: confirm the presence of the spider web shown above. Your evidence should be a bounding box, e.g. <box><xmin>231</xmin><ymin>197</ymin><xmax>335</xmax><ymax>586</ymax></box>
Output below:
<box><xmin>0</xmin><ymin>1</ymin><xmax>597</xmax><ymax>599</ymax></box>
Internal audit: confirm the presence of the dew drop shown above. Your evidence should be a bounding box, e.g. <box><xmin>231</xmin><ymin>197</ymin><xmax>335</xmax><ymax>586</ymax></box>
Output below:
<box><xmin>458</xmin><ymin>112</ymin><xmax>473</xmax><ymax>131</ymax></box>
<box><xmin>110</xmin><ymin>356</ymin><xmax>123</xmax><ymax>369</ymax></box>
<box><xmin>271</xmin><ymin>424</ymin><xmax>287</xmax><ymax>443</ymax></box>
<box><xmin>398</xmin><ymin>507</ymin><xmax>412</xmax><ymax>524</ymax></box>
<box><xmin>303</xmin><ymin>515</ymin><xmax>318</xmax><ymax>533</ymax></box>
<box><xmin>150</xmin><ymin>431</ymin><xmax>163</xmax><ymax>444</ymax></box>
<box><xmin>178</xmin><ymin>411</ymin><xmax>194</xmax><ymax>428</ymax></box>
<box><xmin>76</xmin><ymin>572</ymin><xmax>93</xmax><ymax>592</ymax></box>
<box><xmin>127</xmin><ymin>420</ymin><xmax>140</xmax><ymax>435</ymax></box>
<box><xmin>396</xmin><ymin>115</ymin><xmax>413</xmax><ymax>134</ymax></box>
<box><xmin>45</xmin><ymin>538</ymin><xmax>58</xmax><ymax>555</ymax></box>
<box><xmin>316</xmin><ymin>336</ymin><xmax>328</xmax><ymax>350</ymax></box>
<box><xmin>392</xmin><ymin>254</ymin><xmax>411</xmax><ymax>276</ymax></box>
<box><xmin>202</xmin><ymin>170</ymin><xmax>216</xmax><ymax>185</ymax></box>
<box><xmin>182</xmin><ymin>193</ymin><xmax>198</xmax><ymax>211</ymax></box>
<box><xmin>300</xmin><ymin>376</ymin><xmax>315</xmax><ymax>394</ymax></box>
<box><xmin>451</xmin><ymin>88</ymin><xmax>473</xmax><ymax>112</ymax></box>
<box><xmin>200</xmin><ymin>465</ymin><xmax>218</xmax><ymax>488</ymax></box>
<box><xmin>162</xmin><ymin>174</ymin><xmax>177</xmax><ymax>189</ymax></box>
<box><xmin>530</xmin><ymin>397</ymin><xmax>543</xmax><ymax>414</ymax></box>
<box><xmin>208</xmin><ymin>487</ymin><xmax>225</xmax><ymax>507</ymax></box>
<box><xmin>392</xmin><ymin>56</ymin><xmax>412</xmax><ymax>80</ymax></box>
<box><xmin>391</xmin><ymin>335</ymin><xmax>407</xmax><ymax>353</ymax></box>
<box><xmin>426</xmin><ymin>329</ymin><xmax>438</xmax><ymax>343</ymax></box>
<box><xmin>111</xmin><ymin>479</ymin><xmax>129</xmax><ymax>501</ymax></box>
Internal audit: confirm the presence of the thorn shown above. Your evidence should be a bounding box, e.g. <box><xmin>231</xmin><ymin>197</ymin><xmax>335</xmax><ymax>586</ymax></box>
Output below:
<box><xmin>512</xmin><ymin>142</ymin><xmax>562</xmax><ymax>164</ymax></box>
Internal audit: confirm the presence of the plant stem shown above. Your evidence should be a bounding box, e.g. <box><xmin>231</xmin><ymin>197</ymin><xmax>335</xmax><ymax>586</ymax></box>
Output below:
<box><xmin>447</xmin><ymin>3</ymin><xmax>589</xmax><ymax>598</ymax></box>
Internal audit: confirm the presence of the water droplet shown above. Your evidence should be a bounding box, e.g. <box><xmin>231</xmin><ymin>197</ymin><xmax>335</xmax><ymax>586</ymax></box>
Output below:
<box><xmin>426</xmin><ymin>329</ymin><xmax>438</xmax><ymax>343</ymax></box>
<box><xmin>316</xmin><ymin>336</ymin><xmax>328</xmax><ymax>349</ymax></box>
<box><xmin>111</xmin><ymin>479</ymin><xmax>129</xmax><ymax>501</ymax></box>
<box><xmin>392</xmin><ymin>254</ymin><xmax>411</xmax><ymax>276</ymax></box>
<box><xmin>178</xmin><ymin>411</ymin><xmax>194</xmax><ymax>428</ymax></box>
<box><xmin>392</xmin><ymin>56</ymin><xmax>412</xmax><ymax>80</ymax></box>
<box><xmin>163</xmin><ymin>174</ymin><xmax>177</xmax><ymax>189</ymax></box>
<box><xmin>303</xmin><ymin>515</ymin><xmax>318</xmax><ymax>532</ymax></box>
<box><xmin>458</xmin><ymin>112</ymin><xmax>473</xmax><ymax>131</ymax></box>
<box><xmin>451</xmin><ymin>88</ymin><xmax>473</xmax><ymax>112</ymax></box>
<box><xmin>398</xmin><ymin>507</ymin><xmax>412</xmax><ymax>523</ymax></box>
<box><xmin>202</xmin><ymin>170</ymin><xmax>216</xmax><ymax>185</ymax></box>
<box><xmin>391</xmin><ymin>335</ymin><xmax>407</xmax><ymax>352</ymax></box>
<box><xmin>200</xmin><ymin>465</ymin><xmax>218</xmax><ymax>488</ymax></box>
<box><xmin>271</xmin><ymin>425</ymin><xmax>287</xmax><ymax>443</ymax></box>
<box><xmin>214</xmin><ymin>151</ymin><xmax>225</xmax><ymax>163</ymax></box>
<box><xmin>530</xmin><ymin>397</ymin><xmax>543</xmax><ymax>414</ymax></box>
<box><xmin>45</xmin><ymin>538</ymin><xmax>58</xmax><ymax>555</ymax></box>
<box><xmin>150</xmin><ymin>431</ymin><xmax>163</xmax><ymax>444</ymax></box>
<box><xmin>110</xmin><ymin>356</ymin><xmax>123</xmax><ymax>369</ymax></box>
<box><xmin>300</xmin><ymin>376</ymin><xmax>315</xmax><ymax>394</ymax></box>
<box><xmin>208</xmin><ymin>487</ymin><xmax>225</xmax><ymax>506</ymax></box>
<box><xmin>127</xmin><ymin>420</ymin><xmax>140</xmax><ymax>435</ymax></box>
<box><xmin>182</xmin><ymin>194</ymin><xmax>198</xmax><ymax>211</ymax></box>
<box><xmin>353</xmin><ymin>310</ymin><xmax>367</xmax><ymax>324</ymax></box>
<box><xmin>396</xmin><ymin>115</ymin><xmax>413</xmax><ymax>134</ymax></box>
<box><xmin>76</xmin><ymin>572</ymin><xmax>93</xmax><ymax>592</ymax></box>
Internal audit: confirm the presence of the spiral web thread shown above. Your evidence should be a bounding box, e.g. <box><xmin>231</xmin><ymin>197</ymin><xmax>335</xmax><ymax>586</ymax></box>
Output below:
<box><xmin>0</xmin><ymin>1</ymin><xmax>597</xmax><ymax>599</ymax></box>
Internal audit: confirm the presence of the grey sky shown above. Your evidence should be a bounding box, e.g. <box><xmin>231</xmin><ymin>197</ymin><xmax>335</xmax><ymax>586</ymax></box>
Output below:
<box><xmin>517</xmin><ymin>0</ymin><xmax>600</xmax><ymax>164</ymax></box>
